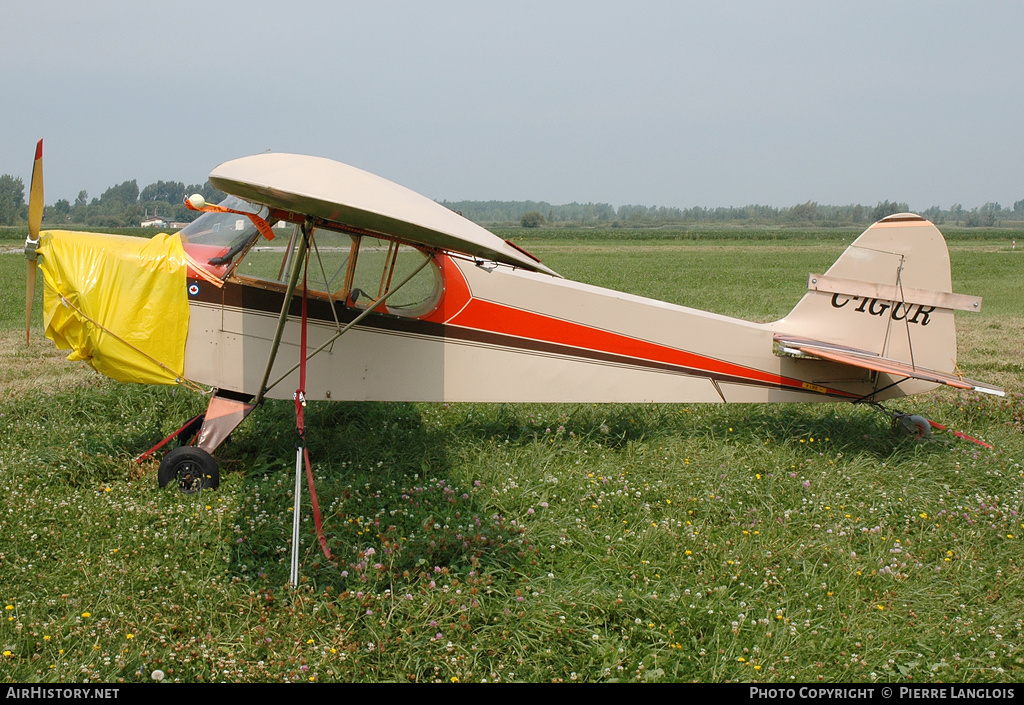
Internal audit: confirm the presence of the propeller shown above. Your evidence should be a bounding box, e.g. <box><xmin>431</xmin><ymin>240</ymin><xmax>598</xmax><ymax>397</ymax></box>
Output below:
<box><xmin>25</xmin><ymin>139</ymin><xmax>43</xmax><ymax>343</ymax></box>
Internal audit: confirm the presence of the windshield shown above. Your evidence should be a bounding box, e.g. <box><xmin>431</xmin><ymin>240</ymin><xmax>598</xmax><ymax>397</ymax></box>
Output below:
<box><xmin>179</xmin><ymin>196</ymin><xmax>269</xmax><ymax>248</ymax></box>
<box><xmin>180</xmin><ymin>196</ymin><xmax>273</xmax><ymax>273</ymax></box>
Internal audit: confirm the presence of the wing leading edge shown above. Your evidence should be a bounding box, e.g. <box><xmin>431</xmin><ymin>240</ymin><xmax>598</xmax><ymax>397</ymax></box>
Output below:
<box><xmin>773</xmin><ymin>334</ymin><xmax>1004</xmax><ymax>398</ymax></box>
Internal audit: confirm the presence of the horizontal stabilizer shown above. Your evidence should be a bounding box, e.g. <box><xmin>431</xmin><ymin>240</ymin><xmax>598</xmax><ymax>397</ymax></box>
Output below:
<box><xmin>774</xmin><ymin>334</ymin><xmax>1004</xmax><ymax>397</ymax></box>
<box><xmin>806</xmin><ymin>273</ymin><xmax>983</xmax><ymax>312</ymax></box>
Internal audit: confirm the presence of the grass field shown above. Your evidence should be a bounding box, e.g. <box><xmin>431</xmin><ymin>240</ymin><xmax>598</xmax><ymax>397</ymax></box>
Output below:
<box><xmin>1</xmin><ymin>227</ymin><xmax>1022</xmax><ymax>683</ymax></box>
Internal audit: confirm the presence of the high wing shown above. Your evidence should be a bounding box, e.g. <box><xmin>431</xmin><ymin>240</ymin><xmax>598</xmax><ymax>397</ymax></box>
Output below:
<box><xmin>208</xmin><ymin>153</ymin><xmax>559</xmax><ymax>277</ymax></box>
<box><xmin>773</xmin><ymin>334</ymin><xmax>1004</xmax><ymax>397</ymax></box>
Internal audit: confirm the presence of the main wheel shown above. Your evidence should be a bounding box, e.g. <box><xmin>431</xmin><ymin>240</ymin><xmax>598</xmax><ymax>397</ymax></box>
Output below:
<box><xmin>158</xmin><ymin>446</ymin><xmax>219</xmax><ymax>494</ymax></box>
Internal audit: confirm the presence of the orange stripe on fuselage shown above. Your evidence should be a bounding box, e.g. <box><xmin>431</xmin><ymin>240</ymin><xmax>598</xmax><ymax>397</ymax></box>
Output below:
<box><xmin>447</xmin><ymin>298</ymin><xmax>819</xmax><ymax>392</ymax></box>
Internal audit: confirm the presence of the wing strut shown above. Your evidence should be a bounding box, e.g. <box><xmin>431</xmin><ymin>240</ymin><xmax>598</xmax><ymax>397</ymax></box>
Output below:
<box><xmin>260</xmin><ymin>253</ymin><xmax>433</xmax><ymax>397</ymax></box>
<box><xmin>253</xmin><ymin>220</ymin><xmax>313</xmax><ymax>406</ymax></box>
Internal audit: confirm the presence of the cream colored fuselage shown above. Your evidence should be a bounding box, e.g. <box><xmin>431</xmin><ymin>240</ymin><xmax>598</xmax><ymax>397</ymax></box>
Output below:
<box><xmin>182</xmin><ymin>253</ymin><xmax>902</xmax><ymax>405</ymax></box>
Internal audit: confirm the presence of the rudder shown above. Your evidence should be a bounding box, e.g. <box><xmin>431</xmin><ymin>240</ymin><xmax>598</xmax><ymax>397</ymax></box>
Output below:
<box><xmin>773</xmin><ymin>213</ymin><xmax>971</xmax><ymax>395</ymax></box>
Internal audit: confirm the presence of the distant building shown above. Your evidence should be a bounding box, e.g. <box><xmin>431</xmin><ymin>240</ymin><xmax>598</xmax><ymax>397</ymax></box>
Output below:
<box><xmin>141</xmin><ymin>215</ymin><xmax>190</xmax><ymax>229</ymax></box>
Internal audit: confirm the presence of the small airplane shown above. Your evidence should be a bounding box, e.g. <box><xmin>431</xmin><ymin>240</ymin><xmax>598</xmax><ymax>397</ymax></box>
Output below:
<box><xmin>23</xmin><ymin>142</ymin><xmax>1004</xmax><ymax>495</ymax></box>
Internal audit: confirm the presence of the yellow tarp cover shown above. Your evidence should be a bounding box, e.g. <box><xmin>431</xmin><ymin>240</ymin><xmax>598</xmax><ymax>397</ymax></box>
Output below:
<box><xmin>37</xmin><ymin>230</ymin><xmax>189</xmax><ymax>385</ymax></box>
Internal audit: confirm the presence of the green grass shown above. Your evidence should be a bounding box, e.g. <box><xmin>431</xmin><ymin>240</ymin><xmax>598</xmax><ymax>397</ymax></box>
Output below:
<box><xmin>1</xmin><ymin>230</ymin><xmax>1022</xmax><ymax>683</ymax></box>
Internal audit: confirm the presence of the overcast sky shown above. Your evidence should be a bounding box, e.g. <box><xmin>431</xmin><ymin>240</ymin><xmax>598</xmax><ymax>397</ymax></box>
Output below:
<box><xmin>3</xmin><ymin>1</ymin><xmax>1022</xmax><ymax>211</ymax></box>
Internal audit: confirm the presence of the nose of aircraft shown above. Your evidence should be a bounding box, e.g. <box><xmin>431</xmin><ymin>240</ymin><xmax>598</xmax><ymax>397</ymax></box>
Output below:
<box><xmin>24</xmin><ymin>140</ymin><xmax>192</xmax><ymax>385</ymax></box>
<box><xmin>32</xmin><ymin>229</ymin><xmax>192</xmax><ymax>386</ymax></box>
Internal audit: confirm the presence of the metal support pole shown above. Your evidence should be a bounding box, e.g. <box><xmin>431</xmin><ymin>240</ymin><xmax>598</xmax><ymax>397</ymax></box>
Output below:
<box><xmin>290</xmin><ymin>445</ymin><xmax>303</xmax><ymax>587</ymax></box>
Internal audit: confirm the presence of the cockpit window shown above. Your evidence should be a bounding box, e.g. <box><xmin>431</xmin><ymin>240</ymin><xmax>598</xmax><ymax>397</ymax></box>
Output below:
<box><xmin>229</xmin><ymin>223</ymin><xmax>441</xmax><ymax>319</ymax></box>
<box><xmin>347</xmin><ymin>235</ymin><xmax>440</xmax><ymax>317</ymax></box>
<box><xmin>179</xmin><ymin>196</ymin><xmax>275</xmax><ymax>273</ymax></box>
<box><xmin>182</xmin><ymin>200</ymin><xmax>442</xmax><ymax>319</ymax></box>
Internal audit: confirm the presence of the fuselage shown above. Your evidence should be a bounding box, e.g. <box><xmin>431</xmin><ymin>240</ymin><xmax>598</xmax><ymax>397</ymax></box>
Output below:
<box><xmin>182</xmin><ymin>251</ymin><xmax>882</xmax><ymax>404</ymax></box>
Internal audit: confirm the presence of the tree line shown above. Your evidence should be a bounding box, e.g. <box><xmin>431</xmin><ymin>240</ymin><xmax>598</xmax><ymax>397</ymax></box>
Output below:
<box><xmin>445</xmin><ymin>198</ymin><xmax>1024</xmax><ymax>228</ymax></box>
<box><xmin>0</xmin><ymin>176</ymin><xmax>224</xmax><ymax>228</ymax></box>
<box><xmin>1</xmin><ymin>170</ymin><xmax>1022</xmax><ymax>229</ymax></box>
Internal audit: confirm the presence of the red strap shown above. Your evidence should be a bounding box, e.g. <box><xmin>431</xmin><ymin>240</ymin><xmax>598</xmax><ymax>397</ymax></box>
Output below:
<box><xmin>295</xmin><ymin>250</ymin><xmax>332</xmax><ymax>559</ymax></box>
<box><xmin>303</xmin><ymin>447</ymin><xmax>331</xmax><ymax>558</ymax></box>
<box><xmin>184</xmin><ymin>197</ymin><xmax>276</xmax><ymax>241</ymax></box>
<box><xmin>950</xmin><ymin>430</ymin><xmax>994</xmax><ymax>450</ymax></box>
<box><xmin>925</xmin><ymin>418</ymin><xmax>995</xmax><ymax>450</ymax></box>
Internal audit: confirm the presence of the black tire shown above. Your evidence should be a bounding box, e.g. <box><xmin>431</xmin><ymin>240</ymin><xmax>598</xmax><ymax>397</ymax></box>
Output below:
<box><xmin>158</xmin><ymin>446</ymin><xmax>219</xmax><ymax>494</ymax></box>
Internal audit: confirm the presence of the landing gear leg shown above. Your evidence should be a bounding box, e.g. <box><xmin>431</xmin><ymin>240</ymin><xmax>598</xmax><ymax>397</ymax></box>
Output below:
<box><xmin>143</xmin><ymin>391</ymin><xmax>256</xmax><ymax>492</ymax></box>
<box><xmin>194</xmin><ymin>393</ymin><xmax>256</xmax><ymax>455</ymax></box>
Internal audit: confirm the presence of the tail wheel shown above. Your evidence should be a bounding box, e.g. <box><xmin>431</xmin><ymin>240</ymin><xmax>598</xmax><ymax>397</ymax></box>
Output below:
<box><xmin>158</xmin><ymin>446</ymin><xmax>219</xmax><ymax>494</ymax></box>
<box><xmin>896</xmin><ymin>414</ymin><xmax>932</xmax><ymax>439</ymax></box>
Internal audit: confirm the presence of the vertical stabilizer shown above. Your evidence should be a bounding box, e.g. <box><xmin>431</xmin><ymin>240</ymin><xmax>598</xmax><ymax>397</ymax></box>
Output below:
<box><xmin>774</xmin><ymin>214</ymin><xmax>964</xmax><ymax>394</ymax></box>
